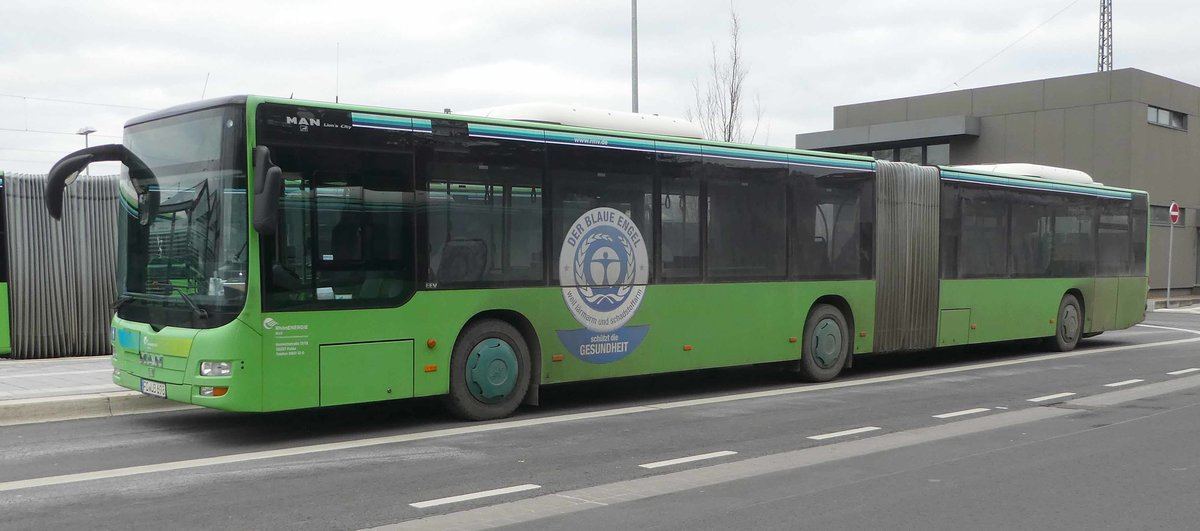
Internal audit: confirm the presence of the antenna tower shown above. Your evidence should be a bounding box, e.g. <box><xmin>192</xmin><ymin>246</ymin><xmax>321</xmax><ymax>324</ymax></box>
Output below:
<box><xmin>1098</xmin><ymin>0</ymin><xmax>1113</xmax><ymax>71</ymax></box>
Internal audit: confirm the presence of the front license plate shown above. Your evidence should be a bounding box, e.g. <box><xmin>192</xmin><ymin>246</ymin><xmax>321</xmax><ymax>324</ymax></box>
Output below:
<box><xmin>140</xmin><ymin>379</ymin><xmax>167</xmax><ymax>398</ymax></box>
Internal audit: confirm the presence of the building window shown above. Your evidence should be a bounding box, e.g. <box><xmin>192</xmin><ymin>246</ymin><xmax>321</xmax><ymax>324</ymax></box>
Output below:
<box><xmin>1150</xmin><ymin>205</ymin><xmax>1186</xmax><ymax>226</ymax></box>
<box><xmin>1148</xmin><ymin>106</ymin><xmax>1187</xmax><ymax>131</ymax></box>
<box><xmin>925</xmin><ymin>144</ymin><xmax>950</xmax><ymax>165</ymax></box>
<box><xmin>850</xmin><ymin>144</ymin><xmax>950</xmax><ymax>165</ymax></box>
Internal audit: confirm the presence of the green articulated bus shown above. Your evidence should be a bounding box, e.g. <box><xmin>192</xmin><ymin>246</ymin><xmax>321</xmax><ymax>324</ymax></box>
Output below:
<box><xmin>45</xmin><ymin>96</ymin><xmax>1149</xmax><ymax>420</ymax></box>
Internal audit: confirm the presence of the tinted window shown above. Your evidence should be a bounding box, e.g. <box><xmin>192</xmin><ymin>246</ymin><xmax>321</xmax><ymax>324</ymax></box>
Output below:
<box><xmin>1097</xmin><ymin>199</ymin><xmax>1131</xmax><ymax>276</ymax></box>
<box><xmin>261</xmin><ymin>126</ymin><xmax>415</xmax><ymax>310</ymax></box>
<box><xmin>549</xmin><ymin>144</ymin><xmax>653</xmax><ymax>282</ymax></box>
<box><xmin>1131</xmin><ymin>195</ymin><xmax>1148</xmax><ymax>276</ymax></box>
<box><xmin>957</xmin><ymin>186</ymin><xmax>1009</xmax><ymax>278</ymax></box>
<box><xmin>422</xmin><ymin>122</ymin><xmax>544</xmax><ymax>286</ymax></box>
<box><xmin>657</xmin><ymin>154</ymin><xmax>701</xmax><ymax>281</ymax></box>
<box><xmin>1009</xmin><ymin>193</ymin><xmax>1053</xmax><ymax>277</ymax></box>
<box><xmin>1050</xmin><ymin>198</ymin><xmax>1095</xmax><ymax>277</ymax></box>
<box><xmin>792</xmin><ymin>168</ymin><xmax>874</xmax><ymax>279</ymax></box>
<box><xmin>705</xmin><ymin>158</ymin><xmax>788</xmax><ymax>280</ymax></box>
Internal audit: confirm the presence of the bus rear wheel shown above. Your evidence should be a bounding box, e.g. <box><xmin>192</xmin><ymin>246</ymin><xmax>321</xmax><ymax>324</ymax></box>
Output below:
<box><xmin>797</xmin><ymin>304</ymin><xmax>850</xmax><ymax>382</ymax></box>
<box><xmin>445</xmin><ymin>319</ymin><xmax>531</xmax><ymax>421</ymax></box>
<box><xmin>1048</xmin><ymin>294</ymin><xmax>1082</xmax><ymax>352</ymax></box>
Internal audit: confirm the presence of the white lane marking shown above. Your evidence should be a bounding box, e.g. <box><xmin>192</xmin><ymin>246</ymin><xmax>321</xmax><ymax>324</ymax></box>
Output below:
<box><xmin>932</xmin><ymin>407</ymin><xmax>991</xmax><ymax>419</ymax></box>
<box><xmin>410</xmin><ymin>484</ymin><xmax>540</xmax><ymax>509</ymax></box>
<box><xmin>0</xmin><ymin>369</ymin><xmax>111</xmax><ymax>379</ymax></box>
<box><xmin>2</xmin><ymin>334</ymin><xmax>1197</xmax><ymax>493</ymax></box>
<box><xmin>639</xmin><ymin>451</ymin><xmax>738</xmax><ymax>469</ymax></box>
<box><xmin>1135</xmin><ymin>324</ymin><xmax>1200</xmax><ymax>335</ymax></box>
<box><xmin>808</xmin><ymin>426</ymin><xmax>881</xmax><ymax>440</ymax></box>
<box><xmin>1028</xmin><ymin>392</ymin><xmax>1077</xmax><ymax>403</ymax></box>
<box><xmin>1104</xmin><ymin>379</ymin><xmax>1145</xmax><ymax>388</ymax></box>
<box><xmin>1168</xmin><ymin>368</ymin><xmax>1200</xmax><ymax>376</ymax></box>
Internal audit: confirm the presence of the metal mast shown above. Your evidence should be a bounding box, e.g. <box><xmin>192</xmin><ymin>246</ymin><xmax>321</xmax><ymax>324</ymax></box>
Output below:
<box><xmin>631</xmin><ymin>0</ymin><xmax>639</xmax><ymax>113</ymax></box>
<box><xmin>1098</xmin><ymin>0</ymin><xmax>1113</xmax><ymax>71</ymax></box>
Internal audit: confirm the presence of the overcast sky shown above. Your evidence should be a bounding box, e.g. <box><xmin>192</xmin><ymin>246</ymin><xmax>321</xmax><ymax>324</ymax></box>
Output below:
<box><xmin>2</xmin><ymin>0</ymin><xmax>1198</xmax><ymax>174</ymax></box>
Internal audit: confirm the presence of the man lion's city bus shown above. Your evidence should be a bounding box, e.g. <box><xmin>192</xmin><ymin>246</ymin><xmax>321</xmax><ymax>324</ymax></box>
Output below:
<box><xmin>45</xmin><ymin>96</ymin><xmax>1148</xmax><ymax>420</ymax></box>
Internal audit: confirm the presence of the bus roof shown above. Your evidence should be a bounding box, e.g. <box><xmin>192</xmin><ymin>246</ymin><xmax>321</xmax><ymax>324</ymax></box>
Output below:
<box><xmin>125</xmin><ymin>95</ymin><xmax>1147</xmax><ymax>198</ymax></box>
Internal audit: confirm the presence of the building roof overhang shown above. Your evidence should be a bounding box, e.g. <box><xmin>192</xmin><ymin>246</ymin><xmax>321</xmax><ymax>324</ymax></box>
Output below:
<box><xmin>795</xmin><ymin>115</ymin><xmax>980</xmax><ymax>151</ymax></box>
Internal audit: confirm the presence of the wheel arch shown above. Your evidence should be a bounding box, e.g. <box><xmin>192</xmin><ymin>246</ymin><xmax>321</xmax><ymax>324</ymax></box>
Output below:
<box><xmin>1065</xmin><ymin>288</ymin><xmax>1086</xmax><ymax>324</ymax></box>
<box><xmin>462</xmin><ymin>309</ymin><xmax>542</xmax><ymax>406</ymax></box>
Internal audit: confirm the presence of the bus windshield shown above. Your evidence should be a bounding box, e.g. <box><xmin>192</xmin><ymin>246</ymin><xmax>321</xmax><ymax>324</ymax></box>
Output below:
<box><xmin>117</xmin><ymin>106</ymin><xmax>248</xmax><ymax>328</ymax></box>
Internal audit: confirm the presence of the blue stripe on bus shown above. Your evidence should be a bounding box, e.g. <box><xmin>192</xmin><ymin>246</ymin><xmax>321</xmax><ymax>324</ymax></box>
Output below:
<box><xmin>351</xmin><ymin>112</ymin><xmax>409</xmax><ymax>128</ymax></box>
<box><xmin>941</xmin><ymin>170</ymin><xmax>1131</xmax><ymax>199</ymax></box>
<box><xmin>470</xmin><ymin>125</ymin><xmax>874</xmax><ymax>171</ymax></box>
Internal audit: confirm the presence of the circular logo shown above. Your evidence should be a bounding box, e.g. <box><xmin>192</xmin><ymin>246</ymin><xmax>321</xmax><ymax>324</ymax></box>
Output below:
<box><xmin>559</xmin><ymin>207</ymin><xmax>649</xmax><ymax>333</ymax></box>
<box><xmin>263</xmin><ymin>317</ymin><xmax>278</xmax><ymax>330</ymax></box>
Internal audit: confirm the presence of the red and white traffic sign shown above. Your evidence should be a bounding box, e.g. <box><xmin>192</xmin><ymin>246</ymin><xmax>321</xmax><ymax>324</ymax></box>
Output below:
<box><xmin>1169</xmin><ymin>201</ymin><xmax>1180</xmax><ymax>224</ymax></box>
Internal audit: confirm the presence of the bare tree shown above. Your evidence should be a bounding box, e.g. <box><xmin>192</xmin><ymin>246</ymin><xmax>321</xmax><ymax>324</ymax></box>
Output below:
<box><xmin>687</xmin><ymin>8</ymin><xmax>762</xmax><ymax>143</ymax></box>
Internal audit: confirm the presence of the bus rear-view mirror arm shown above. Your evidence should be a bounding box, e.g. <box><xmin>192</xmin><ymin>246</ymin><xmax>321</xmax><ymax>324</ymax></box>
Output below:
<box><xmin>45</xmin><ymin>144</ymin><xmax>157</xmax><ymax>222</ymax></box>
<box><xmin>252</xmin><ymin>145</ymin><xmax>284</xmax><ymax>236</ymax></box>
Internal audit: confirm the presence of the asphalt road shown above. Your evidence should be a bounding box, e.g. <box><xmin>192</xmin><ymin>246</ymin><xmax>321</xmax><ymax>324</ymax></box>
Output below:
<box><xmin>1</xmin><ymin>312</ymin><xmax>1198</xmax><ymax>531</ymax></box>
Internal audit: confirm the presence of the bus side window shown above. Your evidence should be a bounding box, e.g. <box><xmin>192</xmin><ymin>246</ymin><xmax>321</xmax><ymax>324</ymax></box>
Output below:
<box><xmin>793</xmin><ymin>170</ymin><xmax>872</xmax><ymax>280</ymax></box>
<box><xmin>704</xmin><ymin>157</ymin><xmax>787</xmax><ymax>281</ymax></box>
<box><xmin>1097</xmin><ymin>198</ymin><xmax>1132</xmax><ymax>276</ymax></box>
<box><xmin>262</xmin><ymin>144</ymin><xmax>415</xmax><ymax>310</ymax></box>
<box><xmin>422</xmin><ymin>121</ymin><xmax>544</xmax><ymax>287</ymax></box>
<box><xmin>548</xmin><ymin>143</ymin><xmax>654</xmax><ymax>283</ymax></box>
<box><xmin>657</xmin><ymin>153</ymin><xmax>701</xmax><ymax>281</ymax></box>
<box><xmin>956</xmin><ymin>186</ymin><xmax>1010</xmax><ymax>278</ymax></box>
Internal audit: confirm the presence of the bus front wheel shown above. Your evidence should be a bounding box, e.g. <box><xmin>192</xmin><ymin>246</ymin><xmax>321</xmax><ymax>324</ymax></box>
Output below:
<box><xmin>445</xmin><ymin>319</ymin><xmax>531</xmax><ymax>421</ymax></box>
<box><xmin>797</xmin><ymin>304</ymin><xmax>850</xmax><ymax>382</ymax></box>
<box><xmin>1048</xmin><ymin>294</ymin><xmax>1083</xmax><ymax>352</ymax></box>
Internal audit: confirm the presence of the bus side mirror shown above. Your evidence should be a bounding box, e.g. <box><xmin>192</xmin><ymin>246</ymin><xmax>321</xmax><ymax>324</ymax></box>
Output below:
<box><xmin>252</xmin><ymin>146</ymin><xmax>283</xmax><ymax>235</ymax></box>
<box><xmin>46</xmin><ymin>144</ymin><xmax>154</xmax><ymax>220</ymax></box>
<box><xmin>45</xmin><ymin>144</ymin><xmax>123</xmax><ymax>219</ymax></box>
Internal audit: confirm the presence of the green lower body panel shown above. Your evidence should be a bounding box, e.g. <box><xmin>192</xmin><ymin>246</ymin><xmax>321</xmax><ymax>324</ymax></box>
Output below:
<box><xmin>319</xmin><ymin>341</ymin><xmax>414</xmax><ymax>406</ymax></box>
<box><xmin>937</xmin><ymin>309</ymin><xmax>971</xmax><ymax>347</ymax></box>
<box><xmin>939</xmin><ymin>277</ymin><xmax>1146</xmax><ymax>345</ymax></box>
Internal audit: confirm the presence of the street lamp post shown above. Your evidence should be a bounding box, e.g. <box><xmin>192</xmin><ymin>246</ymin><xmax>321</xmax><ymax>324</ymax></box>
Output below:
<box><xmin>76</xmin><ymin>126</ymin><xmax>96</xmax><ymax>176</ymax></box>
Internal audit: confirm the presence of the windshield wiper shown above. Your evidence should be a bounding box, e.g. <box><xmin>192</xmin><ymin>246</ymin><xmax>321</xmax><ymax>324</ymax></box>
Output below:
<box><xmin>111</xmin><ymin>288</ymin><xmax>209</xmax><ymax>319</ymax></box>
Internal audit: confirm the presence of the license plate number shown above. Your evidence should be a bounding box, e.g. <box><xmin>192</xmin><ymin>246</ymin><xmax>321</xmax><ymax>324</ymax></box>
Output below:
<box><xmin>140</xmin><ymin>379</ymin><xmax>167</xmax><ymax>398</ymax></box>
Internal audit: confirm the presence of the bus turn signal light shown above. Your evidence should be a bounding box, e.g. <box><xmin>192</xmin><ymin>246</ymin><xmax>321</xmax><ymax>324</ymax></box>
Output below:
<box><xmin>199</xmin><ymin>386</ymin><xmax>228</xmax><ymax>397</ymax></box>
<box><xmin>860</xmin><ymin>331</ymin><xmax>868</xmax><ymax>338</ymax></box>
<box><xmin>788</xmin><ymin>337</ymin><xmax>798</xmax><ymax>343</ymax></box>
<box><xmin>683</xmin><ymin>345</ymin><xmax>693</xmax><ymax>351</ymax></box>
<box><xmin>424</xmin><ymin>365</ymin><xmax>438</xmax><ymax>373</ymax></box>
<box><xmin>426</xmin><ymin>338</ymin><xmax>437</xmax><ymax>349</ymax></box>
<box><xmin>551</xmin><ymin>354</ymin><xmax>565</xmax><ymax>362</ymax></box>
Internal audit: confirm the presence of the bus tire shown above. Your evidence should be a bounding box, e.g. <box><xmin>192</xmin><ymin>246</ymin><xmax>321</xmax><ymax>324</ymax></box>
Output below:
<box><xmin>1048</xmin><ymin>294</ymin><xmax>1083</xmax><ymax>352</ymax></box>
<box><xmin>797</xmin><ymin>304</ymin><xmax>850</xmax><ymax>382</ymax></box>
<box><xmin>445</xmin><ymin>319</ymin><xmax>531</xmax><ymax>421</ymax></box>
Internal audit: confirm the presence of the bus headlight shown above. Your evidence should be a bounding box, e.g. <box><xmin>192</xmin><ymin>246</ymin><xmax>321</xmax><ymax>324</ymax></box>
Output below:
<box><xmin>199</xmin><ymin>361</ymin><xmax>232</xmax><ymax>376</ymax></box>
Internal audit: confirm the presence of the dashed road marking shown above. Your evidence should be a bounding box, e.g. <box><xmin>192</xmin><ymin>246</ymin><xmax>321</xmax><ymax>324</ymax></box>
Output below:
<box><xmin>1104</xmin><ymin>379</ymin><xmax>1144</xmax><ymax>388</ymax></box>
<box><xmin>1028</xmin><ymin>392</ymin><xmax>1077</xmax><ymax>403</ymax></box>
<box><xmin>640</xmin><ymin>451</ymin><xmax>738</xmax><ymax>469</ymax></box>
<box><xmin>1167</xmin><ymin>368</ymin><xmax>1200</xmax><ymax>376</ymax></box>
<box><xmin>410</xmin><ymin>484</ymin><xmax>541</xmax><ymax>509</ymax></box>
<box><xmin>808</xmin><ymin>426</ymin><xmax>881</xmax><ymax>440</ymax></box>
<box><xmin>932</xmin><ymin>407</ymin><xmax>991</xmax><ymax>419</ymax></box>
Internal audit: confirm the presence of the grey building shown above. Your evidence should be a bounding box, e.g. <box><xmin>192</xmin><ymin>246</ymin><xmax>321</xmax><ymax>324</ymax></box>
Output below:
<box><xmin>796</xmin><ymin>68</ymin><xmax>1198</xmax><ymax>295</ymax></box>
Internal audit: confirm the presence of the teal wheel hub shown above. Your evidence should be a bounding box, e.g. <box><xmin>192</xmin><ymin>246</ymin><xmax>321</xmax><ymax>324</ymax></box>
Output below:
<box><xmin>811</xmin><ymin>318</ymin><xmax>843</xmax><ymax>369</ymax></box>
<box><xmin>466</xmin><ymin>338</ymin><xmax>519</xmax><ymax>403</ymax></box>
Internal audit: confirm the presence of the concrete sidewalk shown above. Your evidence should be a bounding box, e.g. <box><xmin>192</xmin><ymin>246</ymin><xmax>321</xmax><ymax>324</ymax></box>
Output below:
<box><xmin>0</xmin><ymin>355</ymin><xmax>195</xmax><ymax>426</ymax></box>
